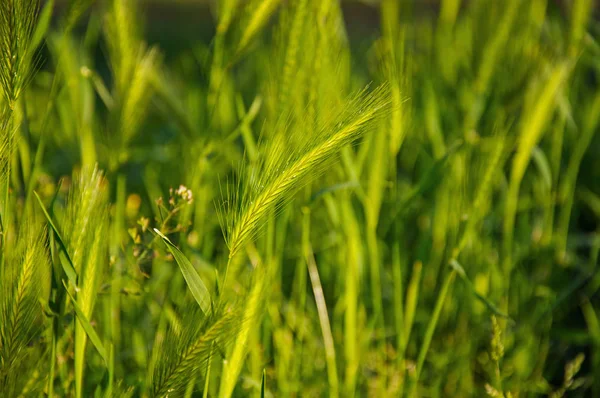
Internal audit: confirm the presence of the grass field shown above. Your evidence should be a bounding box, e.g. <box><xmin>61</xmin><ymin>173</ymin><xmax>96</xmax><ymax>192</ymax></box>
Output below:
<box><xmin>1</xmin><ymin>0</ymin><xmax>599</xmax><ymax>396</ymax></box>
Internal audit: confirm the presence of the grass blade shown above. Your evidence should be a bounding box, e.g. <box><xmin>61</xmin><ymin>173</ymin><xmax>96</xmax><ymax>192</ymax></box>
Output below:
<box><xmin>202</xmin><ymin>342</ymin><xmax>215</xmax><ymax>398</ymax></box>
<box><xmin>218</xmin><ymin>265</ymin><xmax>267</xmax><ymax>398</ymax></box>
<box><xmin>62</xmin><ymin>280</ymin><xmax>108</xmax><ymax>364</ymax></box>
<box><xmin>34</xmin><ymin>191</ymin><xmax>78</xmax><ymax>286</ymax></box>
<box><xmin>260</xmin><ymin>369</ymin><xmax>266</xmax><ymax>398</ymax></box>
<box><xmin>449</xmin><ymin>260</ymin><xmax>513</xmax><ymax>322</ymax></box>
<box><xmin>155</xmin><ymin>228</ymin><xmax>212</xmax><ymax>316</ymax></box>
<box><xmin>408</xmin><ymin>269</ymin><xmax>456</xmax><ymax>396</ymax></box>
<box><xmin>302</xmin><ymin>210</ymin><xmax>339</xmax><ymax>398</ymax></box>
<box><xmin>30</xmin><ymin>0</ymin><xmax>54</xmax><ymax>50</ymax></box>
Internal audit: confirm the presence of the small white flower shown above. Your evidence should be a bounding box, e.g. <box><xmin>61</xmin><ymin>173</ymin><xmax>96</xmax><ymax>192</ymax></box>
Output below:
<box><xmin>175</xmin><ymin>185</ymin><xmax>193</xmax><ymax>204</ymax></box>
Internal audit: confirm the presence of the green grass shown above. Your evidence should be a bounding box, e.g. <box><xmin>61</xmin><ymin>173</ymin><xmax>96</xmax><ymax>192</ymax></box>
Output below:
<box><xmin>1</xmin><ymin>0</ymin><xmax>599</xmax><ymax>396</ymax></box>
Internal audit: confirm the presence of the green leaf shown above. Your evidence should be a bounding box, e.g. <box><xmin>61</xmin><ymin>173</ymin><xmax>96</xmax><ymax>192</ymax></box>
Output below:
<box><xmin>309</xmin><ymin>181</ymin><xmax>360</xmax><ymax>204</ymax></box>
<box><xmin>261</xmin><ymin>369</ymin><xmax>266</xmax><ymax>398</ymax></box>
<box><xmin>154</xmin><ymin>228</ymin><xmax>212</xmax><ymax>315</ymax></box>
<box><xmin>581</xmin><ymin>299</ymin><xmax>600</xmax><ymax>346</ymax></box>
<box><xmin>31</xmin><ymin>0</ymin><xmax>54</xmax><ymax>50</ymax></box>
<box><xmin>62</xmin><ymin>280</ymin><xmax>108</xmax><ymax>364</ymax></box>
<box><xmin>407</xmin><ymin>268</ymin><xmax>456</xmax><ymax>397</ymax></box>
<box><xmin>202</xmin><ymin>342</ymin><xmax>215</xmax><ymax>398</ymax></box>
<box><xmin>449</xmin><ymin>260</ymin><xmax>514</xmax><ymax>323</ymax></box>
<box><xmin>34</xmin><ymin>191</ymin><xmax>78</xmax><ymax>286</ymax></box>
<box><xmin>532</xmin><ymin>146</ymin><xmax>552</xmax><ymax>189</ymax></box>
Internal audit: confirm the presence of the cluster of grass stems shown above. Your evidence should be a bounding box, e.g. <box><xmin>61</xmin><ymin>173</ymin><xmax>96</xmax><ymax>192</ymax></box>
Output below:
<box><xmin>1</xmin><ymin>0</ymin><xmax>599</xmax><ymax>396</ymax></box>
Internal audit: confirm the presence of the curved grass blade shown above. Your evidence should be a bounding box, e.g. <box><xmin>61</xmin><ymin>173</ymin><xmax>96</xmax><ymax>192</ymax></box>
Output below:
<box><xmin>407</xmin><ymin>269</ymin><xmax>456</xmax><ymax>396</ymax></box>
<box><xmin>309</xmin><ymin>181</ymin><xmax>360</xmax><ymax>205</ymax></box>
<box><xmin>34</xmin><ymin>191</ymin><xmax>78</xmax><ymax>286</ymax></box>
<box><xmin>154</xmin><ymin>228</ymin><xmax>212</xmax><ymax>316</ymax></box>
<box><xmin>532</xmin><ymin>146</ymin><xmax>552</xmax><ymax>189</ymax></box>
<box><xmin>62</xmin><ymin>280</ymin><xmax>108</xmax><ymax>364</ymax></box>
<box><xmin>218</xmin><ymin>264</ymin><xmax>267</xmax><ymax>398</ymax></box>
<box><xmin>449</xmin><ymin>260</ymin><xmax>513</xmax><ymax>323</ymax></box>
<box><xmin>30</xmin><ymin>0</ymin><xmax>54</xmax><ymax>50</ymax></box>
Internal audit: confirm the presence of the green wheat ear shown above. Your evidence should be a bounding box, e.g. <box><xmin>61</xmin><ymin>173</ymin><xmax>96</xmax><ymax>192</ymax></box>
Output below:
<box><xmin>104</xmin><ymin>0</ymin><xmax>162</xmax><ymax>155</ymax></box>
<box><xmin>61</xmin><ymin>166</ymin><xmax>110</xmax><ymax>398</ymax></box>
<box><xmin>221</xmin><ymin>84</ymin><xmax>391</xmax><ymax>258</ymax></box>
<box><xmin>0</xmin><ymin>0</ymin><xmax>39</xmax><ymax>109</ymax></box>
<box><xmin>151</xmin><ymin>306</ymin><xmax>241</xmax><ymax>397</ymax></box>
<box><xmin>0</xmin><ymin>221</ymin><xmax>50</xmax><ymax>396</ymax></box>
